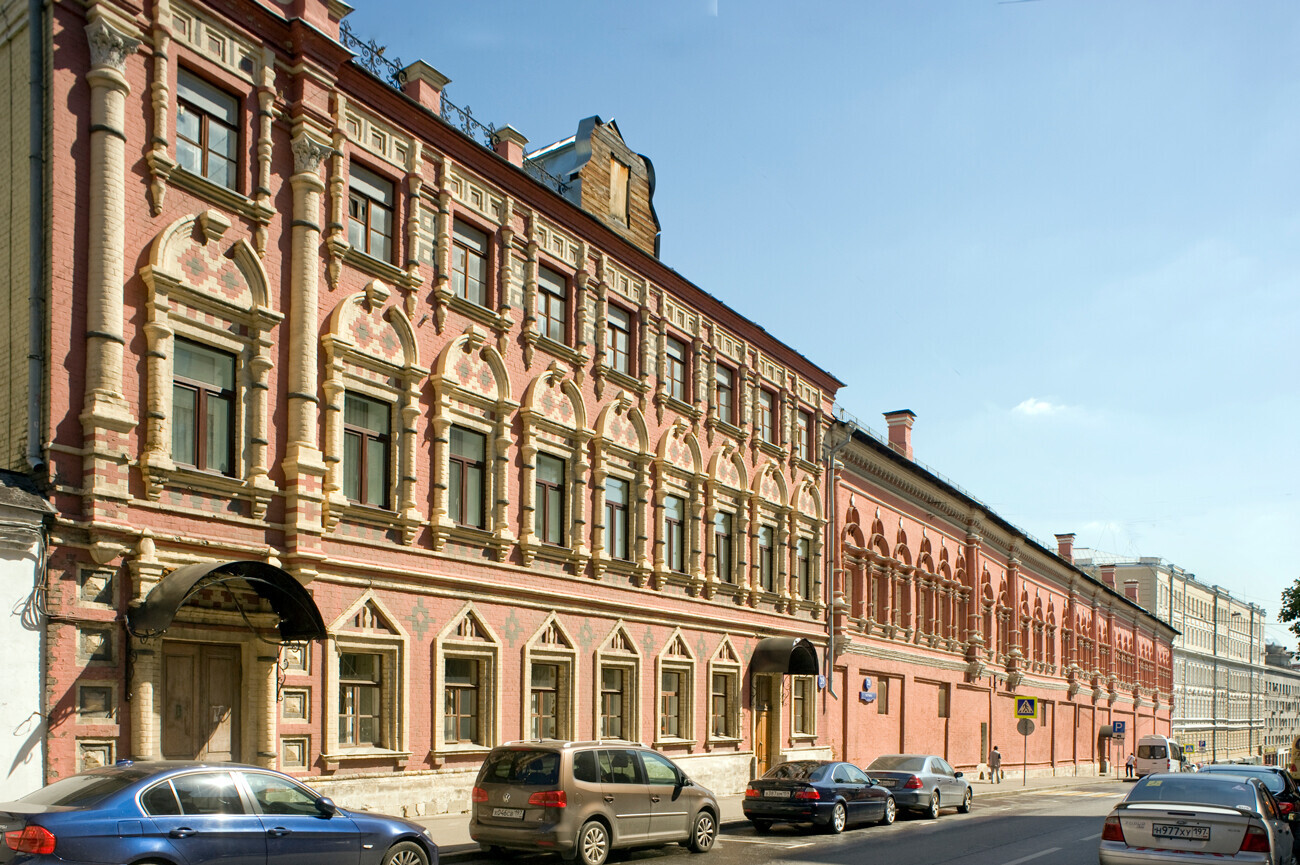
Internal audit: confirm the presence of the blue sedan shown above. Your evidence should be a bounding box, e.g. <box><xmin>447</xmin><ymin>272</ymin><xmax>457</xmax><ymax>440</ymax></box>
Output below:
<box><xmin>743</xmin><ymin>760</ymin><xmax>896</xmax><ymax>834</ymax></box>
<box><xmin>0</xmin><ymin>761</ymin><xmax>438</xmax><ymax>865</ymax></box>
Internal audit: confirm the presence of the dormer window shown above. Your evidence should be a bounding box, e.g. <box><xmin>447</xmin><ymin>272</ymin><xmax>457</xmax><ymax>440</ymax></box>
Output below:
<box><xmin>609</xmin><ymin>157</ymin><xmax>630</xmax><ymax>223</ymax></box>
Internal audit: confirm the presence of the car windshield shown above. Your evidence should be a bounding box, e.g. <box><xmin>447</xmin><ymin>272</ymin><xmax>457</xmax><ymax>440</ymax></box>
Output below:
<box><xmin>867</xmin><ymin>756</ymin><xmax>926</xmax><ymax>773</ymax></box>
<box><xmin>20</xmin><ymin>769</ymin><xmax>149</xmax><ymax>807</ymax></box>
<box><xmin>1199</xmin><ymin>767</ymin><xmax>1285</xmax><ymax>794</ymax></box>
<box><xmin>480</xmin><ymin>749</ymin><xmax>561</xmax><ymax>786</ymax></box>
<box><xmin>1127</xmin><ymin>776</ymin><xmax>1258</xmax><ymax>810</ymax></box>
<box><xmin>764</xmin><ymin>761</ymin><xmax>826</xmax><ymax>781</ymax></box>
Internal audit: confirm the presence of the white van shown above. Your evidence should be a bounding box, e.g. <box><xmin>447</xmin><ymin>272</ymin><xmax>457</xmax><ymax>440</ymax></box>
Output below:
<box><xmin>1135</xmin><ymin>734</ymin><xmax>1187</xmax><ymax>776</ymax></box>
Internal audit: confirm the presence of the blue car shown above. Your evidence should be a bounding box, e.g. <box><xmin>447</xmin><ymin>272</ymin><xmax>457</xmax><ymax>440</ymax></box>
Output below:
<box><xmin>0</xmin><ymin>761</ymin><xmax>437</xmax><ymax>865</ymax></box>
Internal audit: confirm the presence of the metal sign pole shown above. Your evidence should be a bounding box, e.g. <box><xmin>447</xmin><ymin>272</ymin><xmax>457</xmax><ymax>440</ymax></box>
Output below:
<box><xmin>1023</xmin><ymin>732</ymin><xmax>1028</xmax><ymax>787</ymax></box>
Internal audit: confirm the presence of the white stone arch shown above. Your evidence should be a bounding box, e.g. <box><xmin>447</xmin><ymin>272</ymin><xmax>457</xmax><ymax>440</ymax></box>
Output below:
<box><xmin>785</xmin><ymin>476</ymin><xmax>826</xmax><ymax>613</ymax></box>
<box><xmin>138</xmin><ymin>210</ymin><xmax>283</xmax><ymax>515</ymax></box>
<box><xmin>651</xmin><ymin>420</ymin><xmax>707</xmax><ymax>591</ymax></box>
<box><xmin>434</xmin><ymin>601</ymin><xmax>503</xmax><ymax>756</ymax></box>
<box><xmin>518</xmin><ymin>362</ymin><xmax>593</xmax><ymax>570</ymax></box>
<box><xmin>591</xmin><ymin>394</ymin><xmax>653</xmax><ymax>578</ymax></box>
<box><xmin>429</xmin><ymin>325</ymin><xmax>519</xmax><ymax>557</ymax></box>
<box><xmin>322</xmin><ymin>589</ymin><xmax>411</xmax><ymax>764</ymax></box>
<box><xmin>704</xmin><ymin>441</ymin><xmax>749</xmax><ymax>594</ymax></box>
<box><xmin>745</xmin><ymin>460</ymin><xmax>791</xmax><ymax>605</ymax></box>
<box><xmin>320</xmin><ymin>281</ymin><xmax>426</xmax><ymax>542</ymax></box>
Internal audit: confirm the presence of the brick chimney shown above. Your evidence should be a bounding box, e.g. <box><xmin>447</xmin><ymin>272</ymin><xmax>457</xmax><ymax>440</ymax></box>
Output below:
<box><xmin>883</xmin><ymin>410</ymin><xmax>915</xmax><ymax>460</ymax></box>
<box><xmin>1055</xmin><ymin>533</ymin><xmax>1075</xmax><ymax>563</ymax></box>
<box><xmin>276</xmin><ymin>0</ymin><xmax>349</xmax><ymax>40</ymax></box>
<box><xmin>402</xmin><ymin>61</ymin><xmax>451</xmax><ymax>115</ymax></box>
<box><xmin>1100</xmin><ymin>564</ymin><xmax>1116</xmax><ymax>588</ymax></box>
<box><xmin>1123</xmin><ymin>580</ymin><xmax>1140</xmax><ymax>602</ymax></box>
<box><xmin>493</xmin><ymin>126</ymin><xmax>529</xmax><ymax>167</ymax></box>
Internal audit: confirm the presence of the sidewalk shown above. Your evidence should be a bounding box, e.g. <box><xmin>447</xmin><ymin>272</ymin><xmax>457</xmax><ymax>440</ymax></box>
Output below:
<box><xmin>412</xmin><ymin>771</ymin><xmax>1122</xmax><ymax>862</ymax></box>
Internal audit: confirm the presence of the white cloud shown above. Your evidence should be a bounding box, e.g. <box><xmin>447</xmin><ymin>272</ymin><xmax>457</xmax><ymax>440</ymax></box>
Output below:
<box><xmin>1013</xmin><ymin>397</ymin><xmax>1066</xmax><ymax>416</ymax></box>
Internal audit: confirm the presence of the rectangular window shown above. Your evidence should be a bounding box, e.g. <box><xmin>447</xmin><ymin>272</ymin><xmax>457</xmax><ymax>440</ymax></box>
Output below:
<box><xmin>797</xmin><ymin>538</ymin><xmax>812</xmax><ymax>601</ymax></box>
<box><xmin>535</xmin><ymin>266</ymin><xmax>568</xmax><ymax>344</ymax></box>
<box><xmin>448</xmin><ymin>426</ymin><xmax>486</xmax><ymax>528</ymax></box>
<box><xmin>793</xmin><ymin>677</ymin><xmax>814</xmax><ymax>735</ymax></box>
<box><xmin>175</xmin><ymin>69</ymin><xmax>238</xmax><ymax>190</ymax></box>
<box><xmin>530</xmin><ymin>663</ymin><xmax>559</xmax><ymax>739</ymax></box>
<box><xmin>715</xmin><ymin>365</ymin><xmax>734</xmax><ymax>425</ymax></box>
<box><xmin>605</xmin><ymin>477</ymin><xmax>630</xmax><ymax>560</ymax></box>
<box><xmin>600</xmin><ymin>666</ymin><xmax>626</xmax><ymax>739</ymax></box>
<box><xmin>343</xmin><ymin>393</ymin><xmax>391</xmax><ymax>508</ymax></box>
<box><xmin>796</xmin><ymin>410</ymin><xmax>813</xmax><ymax>461</ymax></box>
<box><xmin>338</xmin><ymin>652</ymin><xmax>381</xmax><ymax>747</ymax></box>
<box><xmin>665</xmin><ymin>336</ymin><xmax>688</xmax><ymax>402</ymax></box>
<box><xmin>172</xmin><ymin>339</ymin><xmax>236</xmax><ymax>476</ymax></box>
<box><xmin>714</xmin><ymin>511</ymin><xmax>734</xmax><ymax>584</ymax></box>
<box><xmin>710</xmin><ymin>672</ymin><xmax>737</xmax><ymax>738</ymax></box>
<box><xmin>660</xmin><ymin>669</ymin><xmax>683</xmax><ymax>738</ymax></box>
<box><xmin>664</xmin><ymin>495</ymin><xmax>686</xmax><ymax>573</ymax></box>
<box><xmin>606</xmin><ymin>305</ymin><xmax>632</xmax><ymax>375</ymax></box>
<box><xmin>535</xmin><ymin>453</ymin><xmax>566</xmax><ymax>545</ymax></box>
<box><xmin>758</xmin><ymin>390</ymin><xmax>776</xmax><ymax>444</ymax></box>
<box><xmin>876</xmin><ymin>677</ymin><xmax>889</xmax><ymax>714</ymax></box>
<box><xmin>452</xmin><ymin>220</ymin><xmax>489</xmax><ymax>307</ymax></box>
<box><xmin>347</xmin><ymin>163</ymin><xmax>395</xmax><ymax>263</ymax></box>
<box><xmin>609</xmin><ymin>157</ymin><xmax>630</xmax><ymax>223</ymax></box>
<box><xmin>443</xmin><ymin>657</ymin><xmax>480</xmax><ymax>744</ymax></box>
<box><xmin>758</xmin><ymin>525</ymin><xmax>775</xmax><ymax>592</ymax></box>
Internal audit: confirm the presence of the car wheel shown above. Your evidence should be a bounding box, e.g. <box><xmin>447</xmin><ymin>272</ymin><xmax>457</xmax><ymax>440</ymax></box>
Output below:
<box><xmin>825</xmin><ymin>801</ymin><xmax>847</xmax><ymax>834</ymax></box>
<box><xmin>752</xmin><ymin>820</ymin><xmax>773</xmax><ymax>834</ymax></box>
<box><xmin>383</xmin><ymin>841</ymin><xmax>428</xmax><ymax>865</ymax></box>
<box><xmin>576</xmin><ymin>820</ymin><xmax>610</xmax><ymax>865</ymax></box>
<box><xmin>926</xmin><ymin>791</ymin><xmax>940</xmax><ymax>819</ymax></box>
<box><xmin>688</xmin><ymin>810</ymin><xmax>717</xmax><ymax>853</ymax></box>
<box><xmin>879</xmin><ymin>797</ymin><xmax>896</xmax><ymax>826</ymax></box>
<box><xmin>957</xmin><ymin>789</ymin><xmax>972</xmax><ymax>814</ymax></box>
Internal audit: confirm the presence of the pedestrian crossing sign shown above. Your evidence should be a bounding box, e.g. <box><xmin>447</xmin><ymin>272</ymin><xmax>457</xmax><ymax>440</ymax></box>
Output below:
<box><xmin>1185</xmin><ymin>744</ymin><xmax>1195</xmax><ymax>753</ymax></box>
<box><xmin>1014</xmin><ymin>697</ymin><xmax>1038</xmax><ymax>719</ymax></box>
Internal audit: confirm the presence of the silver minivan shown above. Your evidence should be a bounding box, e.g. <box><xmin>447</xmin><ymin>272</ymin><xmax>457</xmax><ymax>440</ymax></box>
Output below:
<box><xmin>470</xmin><ymin>740</ymin><xmax>719</xmax><ymax>865</ymax></box>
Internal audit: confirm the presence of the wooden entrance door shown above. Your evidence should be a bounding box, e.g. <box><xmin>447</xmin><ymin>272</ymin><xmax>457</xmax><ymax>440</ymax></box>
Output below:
<box><xmin>753</xmin><ymin>675</ymin><xmax>781</xmax><ymax>775</ymax></box>
<box><xmin>162</xmin><ymin>642</ymin><xmax>242</xmax><ymax>761</ymax></box>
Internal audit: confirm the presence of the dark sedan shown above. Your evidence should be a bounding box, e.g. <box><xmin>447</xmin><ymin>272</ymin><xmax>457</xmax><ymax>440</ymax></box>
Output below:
<box><xmin>0</xmin><ymin>761</ymin><xmax>437</xmax><ymax>865</ymax></box>
<box><xmin>1198</xmin><ymin>764</ymin><xmax>1300</xmax><ymax>817</ymax></box>
<box><xmin>743</xmin><ymin>760</ymin><xmax>895</xmax><ymax>834</ymax></box>
<box><xmin>865</xmin><ymin>754</ymin><xmax>972</xmax><ymax>818</ymax></box>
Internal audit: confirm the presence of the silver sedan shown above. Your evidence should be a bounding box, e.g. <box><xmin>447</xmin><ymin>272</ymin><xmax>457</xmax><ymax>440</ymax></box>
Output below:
<box><xmin>864</xmin><ymin>754</ymin><xmax>972</xmax><ymax>818</ymax></box>
<box><xmin>1099</xmin><ymin>772</ymin><xmax>1295</xmax><ymax>865</ymax></box>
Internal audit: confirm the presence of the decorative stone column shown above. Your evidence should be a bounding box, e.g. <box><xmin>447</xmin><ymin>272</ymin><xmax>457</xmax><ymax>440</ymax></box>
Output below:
<box><xmin>81</xmin><ymin>17</ymin><xmax>141</xmax><ymax>517</ymax></box>
<box><xmin>281</xmin><ymin>130</ymin><xmax>333</xmax><ymax>562</ymax></box>
<box><xmin>256</xmin><ymin>653</ymin><xmax>279</xmax><ymax>768</ymax></box>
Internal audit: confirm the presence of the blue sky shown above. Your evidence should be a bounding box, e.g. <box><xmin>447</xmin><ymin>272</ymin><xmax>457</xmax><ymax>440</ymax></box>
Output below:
<box><xmin>347</xmin><ymin>1</ymin><xmax>1300</xmax><ymax>644</ymax></box>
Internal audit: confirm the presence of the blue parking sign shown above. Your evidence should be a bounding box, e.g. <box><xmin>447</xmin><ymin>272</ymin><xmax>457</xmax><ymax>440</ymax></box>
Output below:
<box><xmin>1113</xmin><ymin>721</ymin><xmax>1126</xmax><ymax>735</ymax></box>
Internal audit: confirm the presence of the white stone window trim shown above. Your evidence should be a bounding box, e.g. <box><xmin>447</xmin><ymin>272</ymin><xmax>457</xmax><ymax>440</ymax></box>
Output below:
<box><xmin>592</xmin><ymin>621</ymin><xmax>641</xmax><ymax>741</ymax></box>
<box><xmin>432</xmin><ymin>602</ymin><xmax>502</xmax><ymax>759</ymax></box>
<box><xmin>139</xmin><ymin>210</ymin><xmax>282</xmax><ymax>517</ymax></box>
<box><xmin>652</xmin><ymin>420</ymin><xmax>705</xmax><ymax>592</ymax></box>
<box><xmin>654</xmin><ymin>628</ymin><xmax>697</xmax><ymax>748</ymax></box>
<box><xmin>704</xmin><ymin>443</ymin><xmax>749</xmax><ymax>599</ymax></box>
<box><xmin>706</xmin><ymin>637</ymin><xmax>742</xmax><ymax>745</ymax></box>
<box><xmin>591</xmin><ymin>395</ymin><xmax>652</xmax><ymax>582</ymax></box>
<box><xmin>790</xmin><ymin>675</ymin><xmax>818</xmax><ymax>740</ymax></box>
<box><xmin>321</xmin><ymin>281</ymin><xmax>425</xmax><ymax>542</ymax></box>
<box><xmin>429</xmin><ymin>326</ymin><xmax>518</xmax><ymax>558</ymax></box>
<box><xmin>522</xmin><ymin>614</ymin><xmax>579</xmax><ymax>741</ymax></box>
<box><xmin>746</xmin><ymin>462</ymin><xmax>792</xmax><ymax>607</ymax></box>
<box><xmin>321</xmin><ymin>591</ymin><xmax>411</xmax><ymax>766</ymax></box>
<box><xmin>518</xmin><ymin>363</ymin><xmax>591</xmax><ymax>570</ymax></box>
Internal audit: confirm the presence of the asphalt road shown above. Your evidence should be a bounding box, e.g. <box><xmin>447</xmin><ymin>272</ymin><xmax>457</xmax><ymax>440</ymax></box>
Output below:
<box><xmin>479</xmin><ymin>779</ymin><xmax>1129</xmax><ymax>865</ymax></box>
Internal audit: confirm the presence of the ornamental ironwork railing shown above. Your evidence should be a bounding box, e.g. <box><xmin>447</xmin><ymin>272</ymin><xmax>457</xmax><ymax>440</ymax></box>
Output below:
<box><xmin>338</xmin><ymin>20</ymin><xmax>569</xmax><ymax>195</ymax></box>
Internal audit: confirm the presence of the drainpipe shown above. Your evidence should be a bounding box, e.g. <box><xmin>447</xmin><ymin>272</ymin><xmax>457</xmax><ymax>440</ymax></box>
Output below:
<box><xmin>27</xmin><ymin>0</ymin><xmax>46</xmax><ymax>474</ymax></box>
<box><xmin>822</xmin><ymin>417</ymin><xmax>856</xmax><ymax>699</ymax></box>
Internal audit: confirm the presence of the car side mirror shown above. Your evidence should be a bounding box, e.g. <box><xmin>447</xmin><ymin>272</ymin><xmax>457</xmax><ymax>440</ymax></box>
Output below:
<box><xmin>679</xmin><ymin>776</ymin><xmax>691</xmax><ymax>788</ymax></box>
<box><xmin>954</xmin><ymin>771</ymin><xmax>964</xmax><ymax>778</ymax></box>
<box><xmin>317</xmin><ymin>797</ymin><xmax>338</xmax><ymax>817</ymax></box>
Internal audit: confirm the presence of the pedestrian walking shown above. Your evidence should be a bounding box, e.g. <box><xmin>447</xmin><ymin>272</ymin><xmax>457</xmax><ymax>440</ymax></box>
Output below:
<box><xmin>1125</xmin><ymin>752</ymin><xmax>1136</xmax><ymax>779</ymax></box>
<box><xmin>990</xmin><ymin>745</ymin><xmax>1003</xmax><ymax>783</ymax></box>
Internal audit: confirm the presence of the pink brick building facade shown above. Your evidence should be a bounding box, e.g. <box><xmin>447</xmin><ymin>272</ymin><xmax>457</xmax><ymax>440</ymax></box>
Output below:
<box><xmin>4</xmin><ymin>0</ymin><xmax>1172</xmax><ymax>813</ymax></box>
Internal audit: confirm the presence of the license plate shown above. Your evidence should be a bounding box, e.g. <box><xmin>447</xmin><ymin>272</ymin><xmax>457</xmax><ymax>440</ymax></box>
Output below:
<box><xmin>876</xmin><ymin>780</ymin><xmax>896</xmax><ymax>787</ymax></box>
<box><xmin>492</xmin><ymin>808</ymin><xmax>525</xmax><ymax>819</ymax></box>
<box><xmin>763</xmin><ymin>790</ymin><xmax>791</xmax><ymax>798</ymax></box>
<box><xmin>1152</xmin><ymin>824</ymin><xmax>1210</xmax><ymax>841</ymax></box>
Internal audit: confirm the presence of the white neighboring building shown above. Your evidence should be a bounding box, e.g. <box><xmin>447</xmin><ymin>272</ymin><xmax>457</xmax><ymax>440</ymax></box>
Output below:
<box><xmin>0</xmin><ymin>471</ymin><xmax>53</xmax><ymax>794</ymax></box>
<box><xmin>1263</xmin><ymin>643</ymin><xmax>1300</xmax><ymax>769</ymax></box>
<box><xmin>1075</xmin><ymin>553</ymin><xmax>1267</xmax><ymax>764</ymax></box>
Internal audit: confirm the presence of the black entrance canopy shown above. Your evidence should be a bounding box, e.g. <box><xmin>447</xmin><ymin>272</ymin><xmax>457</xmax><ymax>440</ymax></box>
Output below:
<box><xmin>127</xmin><ymin>560</ymin><xmax>326</xmax><ymax>642</ymax></box>
<box><xmin>750</xmin><ymin>636</ymin><xmax>820</xmax><ymax>675</ymax></box>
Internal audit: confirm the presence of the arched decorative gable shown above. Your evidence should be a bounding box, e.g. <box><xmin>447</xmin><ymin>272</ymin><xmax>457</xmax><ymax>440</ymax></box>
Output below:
<box><xmin>651</xmin><ymin>420</ymin><xmax>707</xmax><ymax>591</ymax></box>
<box><xmin>592</xmin><ymin>395</ymin><xmax>652</xmax><ymax>578</ymax></box>
<box><xmin>518</xmin><ymin>362</ymin><xmax>592</xmax><ymax>569</ymax></box>
<box><xmin>138</xmin><ymin>210</ymin><xmax>283</xmax><ymax>515</ymax></box>
<box><xmin>321</xmin><ymin>281</ymin><xmax>426</xmax><ymax>541</ymax></box>
<box><xmin>704</xmin><ymin>441</ymin><xmax>749</xmax><ymax>596</ymax></box>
